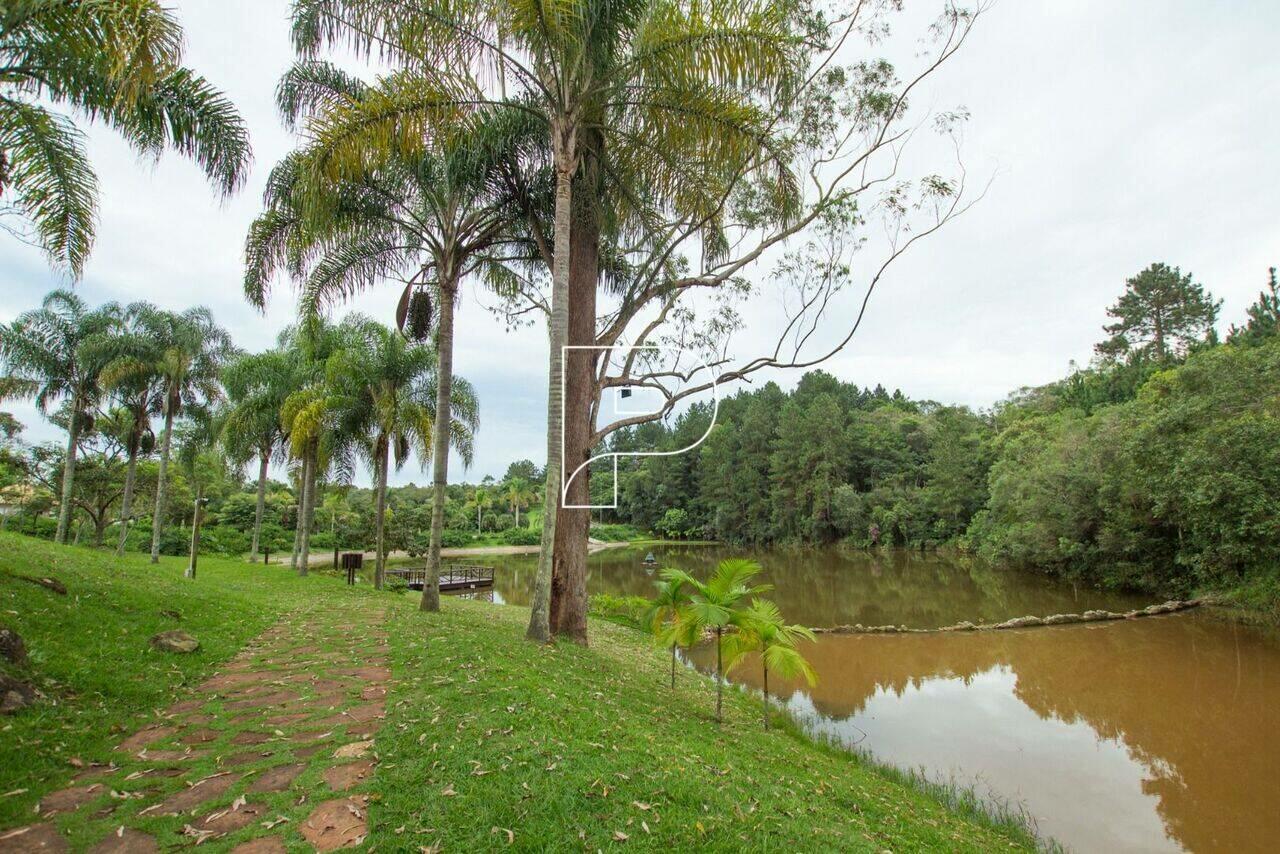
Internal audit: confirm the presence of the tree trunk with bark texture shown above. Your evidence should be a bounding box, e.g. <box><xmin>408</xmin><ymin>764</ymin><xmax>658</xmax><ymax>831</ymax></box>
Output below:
<box><xmin>526</xmin><ymin>123</ymin><xmax>575</xmax><ymax>643</ymax></box>
<box><xmin>373</xmin><ymin>443</ymin><xmax>388</xmax><ymax>590</ymax></box>
<box><xmin>551</xmin><ymin>141</ymin><xmax>600</xmax><ymax>644</ymax></box>
<box><xmin>290</xmin><ymin>454</ymin><xmax>309</xmax><ymax>572</ymax></box>
<box><xmin>185</xmin><ymin>484</ymin><xmax>204</xmax><ymax>579</ymax></box>
<box><xmin>55</xmin><ymin>402</ymin><xmax>80</xmax><ymax>544</ymax></box>
<box><xmin>297</xmin><ymin>445</ymin><xmax>316</xmax><ymax>577</ymax></box>
<box><xmin>115</xmin><ymin>449</ymin><xmax>138</xmax><ymax>557</ymax></box>
<box><xmin>421</xmin><ymin>276</ymin><xmax>457</xmax><ymax>613</ymax></box>
<box><xmin>250</xmin><ymin>451</ymin><xmax>268</xmax><ymax>562</ymax></box>
<box><xmin>149</xmin><ymin>405</ymin><xmax>175</xmax><ymax>564</ymax></box>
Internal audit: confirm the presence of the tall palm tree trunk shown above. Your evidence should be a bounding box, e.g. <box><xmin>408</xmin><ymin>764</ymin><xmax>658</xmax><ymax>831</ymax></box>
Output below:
<box><xmin>290</xmin><ymin>454</ymin><xmax>309</xmax><ymax>571</ymax></box>
<box><xmin>149</xmin><ymin>405</ymin><xmax>175</xmax><ymax>564</ymax></box>
<box><xmin>249</xmin><ymin>451</ymin><xmax>268</xmax><ymax>562</ymax></box>
<box><xmin>55</xmin><ymin>403</ymin><xmax>81</xmax><ymax>544</ymax></box>
<box><xmin>373</xmin><ymin>444</ymin><xmax>388</xmax><ymax>590</ymax></box>
<box><xmin>298</xmin><ymin>445</ymin><xmax>317</xmax><ymax>577</ymax></box>
<box><xmin>526</xmin><ymin>127</ymin><xmax>575</xmax><ymax>643</ymax></box>
<box><xmin>671</xmin><ymin>643</ymin><xmax>677</xmax><ymax>690</ymax></box>
<box><xmin>420</xmin><ymin>277</ymin><xmax>456</xmax><ymax>613</ymax></box>
<box><xmin>115</xmin><ymin>447</ymin><xmax>139</xmax><ymax>557</ymax></box>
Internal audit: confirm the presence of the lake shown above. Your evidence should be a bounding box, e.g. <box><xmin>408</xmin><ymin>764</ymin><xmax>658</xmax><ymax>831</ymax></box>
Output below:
<box><xmin>448</xmin><ymin>544</ymin><xmax>1280</xmax><ymax>852</ymax></box>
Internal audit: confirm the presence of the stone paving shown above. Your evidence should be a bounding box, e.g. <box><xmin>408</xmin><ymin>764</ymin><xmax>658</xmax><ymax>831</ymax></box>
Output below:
<box><xmin>0</xmin><ymin>606</ymin><xmax>390</xmax><ymax>852</ymax></box>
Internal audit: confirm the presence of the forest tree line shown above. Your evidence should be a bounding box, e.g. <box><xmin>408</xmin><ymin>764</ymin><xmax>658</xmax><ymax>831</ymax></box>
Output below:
<box><xmin>603</xmin><ymin>263</ymin><xmax>1280</xmax><ymax>596</ymax></box>
<box><xmin>1</xmin><ymin>0</ymin><xmax>995</xmax><ymax>644</ymax></box>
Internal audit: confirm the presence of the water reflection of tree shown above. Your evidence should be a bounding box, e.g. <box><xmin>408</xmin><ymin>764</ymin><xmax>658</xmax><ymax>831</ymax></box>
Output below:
<box><xmin>494</xmin><ymin>545</ymin><xmax>1147</xmax><ymax>627</ymax></box>
<box><xmin>713</xmin><ymin>616</ymin><xmax>1278</xmax><ymax>854</ymax></box>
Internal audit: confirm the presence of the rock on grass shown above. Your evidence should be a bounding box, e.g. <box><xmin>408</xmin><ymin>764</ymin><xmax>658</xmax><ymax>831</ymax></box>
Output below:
<box><xmin>149</xmin><ymin>630</ymin><xmax>200</xmax><ymax>654</ymax></box>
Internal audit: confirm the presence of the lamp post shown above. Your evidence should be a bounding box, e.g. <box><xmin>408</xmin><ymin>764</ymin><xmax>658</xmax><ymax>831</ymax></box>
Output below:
<box><xmin>185</xmin><ymin>492</ymin><xmax>210</xmax><ymax>579</ymax></box>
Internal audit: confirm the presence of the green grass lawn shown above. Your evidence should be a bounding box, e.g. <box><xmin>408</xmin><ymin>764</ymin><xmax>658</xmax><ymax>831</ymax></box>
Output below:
<box><xmin>0</xmin><ymin>533</ymin><xmax>375</xmax><ymax>828</ymax></box>
<box><xmin>0</xmin><ymin>532</ymin><xmax>1036</xmax><ymax>851</ymax></box>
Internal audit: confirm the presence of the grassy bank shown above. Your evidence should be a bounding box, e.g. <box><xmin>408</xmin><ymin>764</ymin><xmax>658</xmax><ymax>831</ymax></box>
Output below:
<box><xmin>1203</xmin><ymin>570</ymin><xmax>1280</xmax><ymax>626</ymax></box>
<box><xmin>0</xmin><ymin>533</ymin><xmax>1035</xmax><ymax>850</ymax></box>
<box><xmin>375</xmin><ymin>599</ymin><xmax>1035</xmax><ymax>851</ymax></box>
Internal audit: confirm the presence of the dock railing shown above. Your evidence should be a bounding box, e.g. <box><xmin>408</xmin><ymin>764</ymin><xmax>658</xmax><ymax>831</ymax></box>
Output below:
<box><xmin>385</xmin><ymin>563</ymin><xmax>494</xmax><ymax>589</ymax></box>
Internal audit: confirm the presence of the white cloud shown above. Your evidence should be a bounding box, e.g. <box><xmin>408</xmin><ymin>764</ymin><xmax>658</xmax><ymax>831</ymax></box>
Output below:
<box><xmin>3</xmin><ymin>1</ymin><xmax>1277</xmax><ymax>483</ymax></box>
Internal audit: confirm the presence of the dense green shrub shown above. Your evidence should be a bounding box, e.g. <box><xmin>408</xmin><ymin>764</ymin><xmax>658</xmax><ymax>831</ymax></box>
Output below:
<box><xmin>500</xmin><ymin>526</ymin><xmax>540</xmax><ymax>546</ymax></box>
<box><xmin>972</xmin><ymin>340</ymin><xmax>1280</xmax><ymax>594</ymax></box>
<box><xmin>588</xmin><ymin>594</ymin><xmax>650</xmax><ymax>629</ymax></box>
<box><xmin>588</xmin><ymin>523</ymin><xmax>642</xmax><ymax>542</ymax></box>
<box><xmin>440</xmin><ymin>529</ymin><xmax>473</xmax><ymax>548</ymax></box>
<box><xmin>198</xmin><ymin>525</ymin><xmax>250</xmax><ymax>556</ymax></box>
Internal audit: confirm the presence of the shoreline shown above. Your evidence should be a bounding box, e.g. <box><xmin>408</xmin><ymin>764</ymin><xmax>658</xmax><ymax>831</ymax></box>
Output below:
<box><xmin>301</xmin><ymin>538</ymin><xmax>631</xmax><ymax>566</ymax></box>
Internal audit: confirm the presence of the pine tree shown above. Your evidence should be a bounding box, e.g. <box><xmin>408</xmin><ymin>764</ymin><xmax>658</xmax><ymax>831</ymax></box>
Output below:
<box><xmin>1095</xmin><ymin>263</ymin><xmax>1221</xmax><ymax>363</ymax></box>
<box><xmin>1228</xmin><ymin>267</ymin><xmax>1280</xmax><ymax>347</ymax></box>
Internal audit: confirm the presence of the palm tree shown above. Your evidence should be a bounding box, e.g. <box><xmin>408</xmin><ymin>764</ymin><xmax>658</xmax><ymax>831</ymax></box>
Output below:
<box><xmin>279</xmin><ymin>382</ymin><xmax>328</xmax><ymax>577</ymax></box>
<box><xmin>0</xmin><ymin>290</ymin><xmax>119</xmax><ymax>543</ymax></box>
<box><xmin>173</xmin><ymin>412</ymin><xmax>226</xmax><ymax>579</ymax></box>
<box><xmin>95</xmin><ymin>301</ymin><xmax>165</xmax><ymax>556</ymax></box>
<box><xmin>643</xmin><ymin>576</ymin><xmax>698</xmax><ymax>691</ymax></box>
<box><xmin>468</xmin><ymin>487</ymin><xmax>494</xmax><ymax>533</ymax></box>
<box><xmin>503</xmin><ymin>477</ymin><xmax>536</xmax><ymax>529</ymax></box>
<box><xmin>273</xmin><ymin>318</ymin><xmax>345</xmax><ymax>573</ymax></box>
<box><xmin>286</xmin><ymin>0</ymin><xmax>802</xmax><ymax>643</ymax></box>
<box><xmin>324</xmin><ymin>317</ymin><xmax>478</xmax><ymax>589</ymax></box>
<box><xmin>726</xmin><ymin>599</ymin><xmax>816</xmax><ymax>730</ymax></box>
<box><xmin>661</xmin><ymin>559</ymin><xmax>771</xmax><ymax>722</ymax></box>
<box><xmin>246</xmin><ymin>66</ymin><xmax>543</xmax><ymax>613</ymax></box>
<box><xmin>222</xmin><ymin>345</ymin><xmax>306</xmax><ymax>562</ymax></box>
<box><xmin>106</xmin><ymin>307</ymin><xmax>235</xmax><ymax>563</ymax></box>
<box><xmin>0</xmin><ymin>0</ymin><xmax>250</xmax><ymax>276</ymax></box>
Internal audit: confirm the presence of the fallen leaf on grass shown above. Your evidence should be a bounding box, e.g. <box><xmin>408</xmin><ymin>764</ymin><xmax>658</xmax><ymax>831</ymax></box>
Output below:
<box><xmin>613</xmin><ymin>830</ymin><xmax>629</xmax><ymax>841</ymax></box>
<box><xmin>181</xmin><ymin>824</ymin><xmax>217</xmax><ymax>844</ymax></box>
<box><xmin>491</xmin><ymin>827</ymin><xmax>514</xmax><ymax>845</ymax></box>
<box><xmin>334</xmin><ymin>740</ymin><xmax>373</xmax><ymax>759</ymax></box>
<box><xmin>441</xmin><ymin>784</ymin><xmax>456</xmax><ymax>797</ymax></box>
<box><xmin>632</xmin><ymin>802</ymin><xmax>651</xmax><ymax>811</ymax></box>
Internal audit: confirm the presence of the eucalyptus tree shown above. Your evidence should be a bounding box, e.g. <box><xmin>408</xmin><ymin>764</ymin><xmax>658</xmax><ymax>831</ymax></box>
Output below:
<box><xmin>0</xmin><ymin>0</ymin><xmax>250</xmax><ymax>276</ymax></box>
<box><xmin>105</xmin><ymin>307</ymin><xmax>235</xmax><ymax>563</ymax></box>
<box><xmin>245</xmin><ymin>66</ymin><xmax>540</xmax><ymax>607</ymax></box>
<box><xmin>222</xmin><ymin>344</ymin><xmax>305</xmax><ymax>562</ymax></box>
<box><xmin>286</xmin><ymin>0</ymin><xmax>803</xmax><ymax>643</ymax></box>
<box><xmin>0</xmin><ymin>289</ymin><xmax>119</xmax><ymax>542</ymax></box>
<box><xmin>96</xmin><ymin>301</ymin><xmax>165</xmax><ymax>556</ymax></box>
<box><xmin>322</xmin><ymin>317</ymin><xmax>479</xmax><ymax>589</ymax></box>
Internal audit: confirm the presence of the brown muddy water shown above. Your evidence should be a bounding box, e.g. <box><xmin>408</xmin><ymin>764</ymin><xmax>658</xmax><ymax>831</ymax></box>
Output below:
<box><xmin>448</xmin><ymin>545</ymin><xmax>1280</xmax><ymax>852</ymax></box>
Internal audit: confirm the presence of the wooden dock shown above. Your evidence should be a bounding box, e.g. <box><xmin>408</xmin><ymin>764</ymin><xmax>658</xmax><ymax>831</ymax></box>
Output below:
<box><xmin>385</xmin><ymin>564</ymin><xmax>494</xmax><ymax>592</ymax></box>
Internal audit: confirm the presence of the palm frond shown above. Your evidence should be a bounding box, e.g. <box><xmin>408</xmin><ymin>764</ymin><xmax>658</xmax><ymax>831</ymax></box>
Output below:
<box><xmin>0</xmin><ymin>99</ymin><xmax>97</xmax><ymax>275</ymax></box>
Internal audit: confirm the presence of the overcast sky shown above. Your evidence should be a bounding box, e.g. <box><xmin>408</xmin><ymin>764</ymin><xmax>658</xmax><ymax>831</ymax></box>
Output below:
<box><xmin>3</xmin><ymin>1</ymin><xmax>1278</xmax><ymax>486</ymax></box>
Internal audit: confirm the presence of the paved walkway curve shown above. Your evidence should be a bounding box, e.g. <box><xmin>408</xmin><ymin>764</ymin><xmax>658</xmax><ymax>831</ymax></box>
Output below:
<box><xmin>0</xmin><ymin>604</ymin><xmax>390</xmax><ymax>852</ymax></box>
